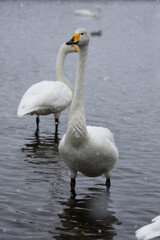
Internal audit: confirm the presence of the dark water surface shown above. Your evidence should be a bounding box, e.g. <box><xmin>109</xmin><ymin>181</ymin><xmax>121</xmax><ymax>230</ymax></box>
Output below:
<box><xmin>0</xmin><ymin>0</ymin><xmax>160</xmax><ymax>239</ymax></box>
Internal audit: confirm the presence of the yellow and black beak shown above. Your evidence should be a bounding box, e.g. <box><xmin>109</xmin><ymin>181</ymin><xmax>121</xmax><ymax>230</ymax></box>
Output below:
<box><xmin>66</xmin><ymin>33</ymin><xmax>81</xmax><ymax>45</ymax></box>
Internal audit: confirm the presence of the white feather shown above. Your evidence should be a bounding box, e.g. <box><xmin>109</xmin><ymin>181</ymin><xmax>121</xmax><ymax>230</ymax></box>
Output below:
<box><xmin>17</xmin><ymin>81</ymin><xmax>72</xmax><ymax>116</ymax></box>
<box><xmin>136</xmin><ymin>215</ymin><xmax>160</xmax><ymax>240</ymax></box>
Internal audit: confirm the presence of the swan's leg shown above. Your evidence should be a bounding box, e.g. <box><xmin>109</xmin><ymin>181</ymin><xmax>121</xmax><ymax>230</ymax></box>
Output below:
<box><xmin>55</xmin><ymin>118</ymin><xmax>59</xmax><ymax>135</ymax></box>
<box><xmin>35</xmin><ymin>116</ymin><xmax>40</xmax><ymax>136</ymax></box>
<box><xmin>70</xmin><ymin>178</ymin><xmax>76</xmax><ymax>199</ymax></box>
<box><xmin>36</xmin><ymin>116</ymin><xmax>40</xmax><ymax>129</ymax></box>
<box><xmin>106</xmin><ymin>178</ymin><xmax>111</xmax><ymax>192</ymax></box>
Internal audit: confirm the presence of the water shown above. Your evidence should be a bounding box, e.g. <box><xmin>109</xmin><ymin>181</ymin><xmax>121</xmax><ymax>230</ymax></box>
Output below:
<box><xmin>0</xmin><ymin>0</ymin><xmax>160</xmax><ymax>239</ymax></box>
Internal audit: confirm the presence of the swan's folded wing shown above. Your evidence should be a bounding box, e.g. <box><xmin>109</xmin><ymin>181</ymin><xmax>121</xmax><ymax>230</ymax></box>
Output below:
<box><xmin>87</xmin><ymin>126</ymin><xmax>115</xmax><ymax>144</ymax></box>
<box><xmin>17</xmin><ymin>81</ymin><xmax>72</xmax><ymax>116</ymax></box>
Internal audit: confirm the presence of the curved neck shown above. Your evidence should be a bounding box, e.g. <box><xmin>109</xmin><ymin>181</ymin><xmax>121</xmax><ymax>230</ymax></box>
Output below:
<box><xmin>66</xmin><ymin>44</ymin><xmax>88</xmax><ymax>145</ymax></box>
<box><xmin>55</xmin><ymin>45</ymin><xmax>73</xmax><ymax>92</ymax></box>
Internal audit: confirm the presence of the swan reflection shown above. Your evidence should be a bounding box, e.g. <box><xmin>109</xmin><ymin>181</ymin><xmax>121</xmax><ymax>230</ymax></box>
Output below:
<box><xmin>50</xmin><ymin>191</ymin><xmax>121</xmax><ymax>239</ymax></box>
<box><xmin>22</xmin><ymin>132</ymin><xmax>60</xmax><ymax>161</ymax></box>
<box><xmin>21</xmin><ymin>132</ymin><xmax>65</xmax><ymax>188</ymax></box>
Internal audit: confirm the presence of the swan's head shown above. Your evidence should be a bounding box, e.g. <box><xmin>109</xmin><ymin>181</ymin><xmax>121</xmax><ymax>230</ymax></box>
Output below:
<box><xmin>66</xmin><ymin>28</ymin><xmax>89</xmax><ymax>47</ymax></box>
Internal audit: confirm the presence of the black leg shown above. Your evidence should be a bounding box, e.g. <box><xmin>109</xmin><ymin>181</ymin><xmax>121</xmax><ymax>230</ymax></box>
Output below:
<box><xmin>55</xmin><ymin>118</ymin><xmax>59</xmax><ymax>136</ymax></box>
<box><xmin>70</xmin><ymin>178</ymin><xmax>76</xmax><ymax>199</ymax></box>
<box><xmin>35</xmin><ymin>116</ymin><xmax>40</xmax><ymax>136</ymax></box>
<box><xmin>106</xmin><ymin>178</ymin><xmax>111</xmax><ymax>192</ymax></box>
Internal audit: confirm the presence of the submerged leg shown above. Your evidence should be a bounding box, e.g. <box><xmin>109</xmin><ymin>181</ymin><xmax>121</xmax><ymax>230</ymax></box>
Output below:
<box><xmin>70</xmin><ymin>178</ymin><xmax>76</xmax><ymax>199</ymax></box>
<box><xmin>35</xmin><ymin>116</ymin><xmax>40</xmax><ymax>136</ymax></box>
<box><xmin>55</xmin><ymin>118</ymin><xmax>59</xmax><ymax>136</ymax></box>
<box><xmin>106</xmin><ymin>178</ymin><xmax>111</xmax><ymax>192</ymax></box>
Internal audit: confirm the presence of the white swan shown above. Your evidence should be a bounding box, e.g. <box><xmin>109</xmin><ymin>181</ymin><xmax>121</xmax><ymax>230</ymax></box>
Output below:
<box><xmin>59</xmin><ymin>28</ymin><xmax>118</xmax><ymax>198</ymax></box>
<box><xmin>136</xmin><ymin>215</ymin><xmax>160</xmax><ymax>240</ymax></box>
<box><xmin>74</xmin><ymin>9</ymin><xmax>96</xmax><ymax>17</ymax></box>
<box><xmin>17</xmin><ymin>43</ymin><xmax>78</xmax><ymax>136</ymax></box>
<box><xmin>74</xmin><ymin>5</ymin><xmax>101</xmax><ymax>17</ymax></box>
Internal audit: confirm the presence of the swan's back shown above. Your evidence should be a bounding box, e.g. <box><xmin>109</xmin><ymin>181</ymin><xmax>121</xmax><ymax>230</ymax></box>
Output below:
<box><xmin>17</xmin><ymin>80</ymin><xmax>72</xmax><ymax>116</ymax></box>
<box><xmin>136</xmin><ymin>216</ymin><xmax>160</xmax><ymax>240</ymax></box>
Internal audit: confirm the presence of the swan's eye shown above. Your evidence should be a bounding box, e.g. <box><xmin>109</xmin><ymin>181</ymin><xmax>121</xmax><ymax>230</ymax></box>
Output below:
<box><xmin>81</xmin><ymin>33</ymin><xmax>84</xmax><ymax>35</ymax></box>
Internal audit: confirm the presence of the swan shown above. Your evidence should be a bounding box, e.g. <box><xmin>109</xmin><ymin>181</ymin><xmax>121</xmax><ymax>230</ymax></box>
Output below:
<box><xmin>136</xmin><ymin>215</ymin><xmax>160</xmax><ymax>240</ymax></box>
<box><xmin>74</xmin><ymin>9</ymin><xmax>96</xmax><ymax>17</ymax></box>
<box><xmin>74</xmin><ymin>5</ymin><xmax>101</xmax><ymax>17</ymax></box>
<box><xmin>17</xmin><ymin>43</ymin><xmax>78</xmax><ymax>136</ymax></box>
<box><xmin>59</xmin><ymin>28</ymin><xmax>118</xmax><ymax>198</ymax></box>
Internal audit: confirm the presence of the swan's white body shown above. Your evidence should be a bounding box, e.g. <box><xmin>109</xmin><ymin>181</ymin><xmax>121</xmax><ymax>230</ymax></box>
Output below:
<box><xmin>136</xmin><ymin>216</ymin><xmax>160</xmax><ymax>240</ymax></box>
<box><xmin>60</xmin><ymin>126</ymin><xmax>117</xmax><ymax>179</ymax></box>
<box><xmin>59</xmin><ymin>28</ymin><xmax>118</xmax><ymax>192</ymax></box>
<box><xmin>17</xmin><ymin>43</ymin><xmax>77</xmax><ymax>133</ymax></box>
<box><xmin>74</xmin><ymin>5</ymin><xmax>101</xmax><ymax>17</ymax></box>
<box><xmin>17</xmin><ymin>80</ymin><xmax>72</xmax><ymax>117</ymax></box>
<box><xmin>74</xmin><ymin>9</ymin><xmax>96</xmax><ymax>17</ymax></box>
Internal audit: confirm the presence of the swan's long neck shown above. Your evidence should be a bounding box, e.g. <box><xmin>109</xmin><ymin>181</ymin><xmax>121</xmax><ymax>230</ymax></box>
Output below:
<box><xmin>66</xmin><ymin>44</ymin><xmax>88</xmax><ymax>146</ymax></box>
<box><xmin>55</xmin><ymin>45</ymin><xmax>73</xmax><ymax>92</ymax></box>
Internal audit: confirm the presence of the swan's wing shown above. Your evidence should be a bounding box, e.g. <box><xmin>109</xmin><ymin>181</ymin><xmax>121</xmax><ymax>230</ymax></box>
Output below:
<box><xmin>86</xmin><ymin>126</ymin><xmax>118</xmax><ymax>169</ymax></box>
<box><xmin>17</xmin><ymin>81</ymin><xmax>72</xmax><ymax>116</ymax></box>
<box><xmin>87</xmin><ymin>126</ymin><xmax>115</xmax><ymax>144</ymax></box>
<box><xmin>136</xmin><ymin>218</ymin><xmax>160</xmax><ymax>240</ymax></box>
